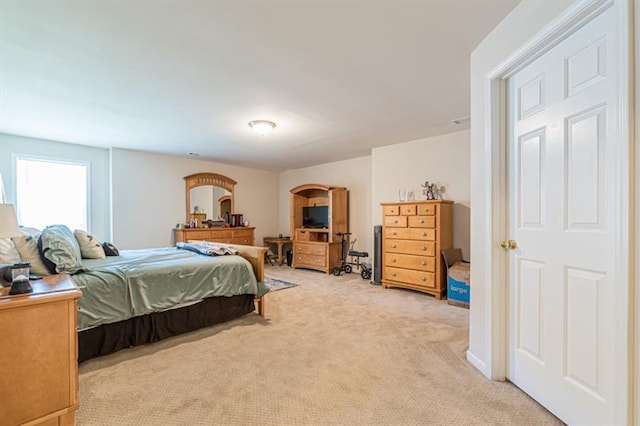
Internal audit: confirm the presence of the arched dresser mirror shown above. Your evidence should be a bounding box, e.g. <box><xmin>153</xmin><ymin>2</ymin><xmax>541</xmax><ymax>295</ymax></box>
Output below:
<box><xmin>185</xmin><ymin>172</ymin><xmax>235</xmax><ymax>222</ymax></box>
<box><xmin>174</xmin><ymin>173</ymin><xmax>255</xmax><ymax>246</ymax></box>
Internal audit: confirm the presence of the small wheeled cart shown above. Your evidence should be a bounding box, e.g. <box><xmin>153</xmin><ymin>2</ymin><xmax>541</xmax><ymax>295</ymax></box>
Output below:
<box><xmin>332</xmin><ymin>233</ymin><xmax>371</xmax><ymax>280</ymax></box>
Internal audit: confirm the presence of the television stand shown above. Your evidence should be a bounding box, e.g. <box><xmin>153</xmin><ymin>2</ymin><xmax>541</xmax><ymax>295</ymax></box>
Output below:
<box><xmin>289</xmin><ymin>184</ymin><xmax>348</xmax><ymax>274</ymax></box>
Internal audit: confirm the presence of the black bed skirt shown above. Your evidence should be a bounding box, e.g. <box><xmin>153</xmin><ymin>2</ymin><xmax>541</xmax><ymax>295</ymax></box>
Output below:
<box><xmin>78</xmin><ymin>294</ymin><xmax>255</xmax><ymax>362</ymax></box>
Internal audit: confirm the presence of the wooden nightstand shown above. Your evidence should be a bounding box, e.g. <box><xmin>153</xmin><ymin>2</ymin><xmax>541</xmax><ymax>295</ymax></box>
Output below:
<box><xmin>0</xmin><ymin>275</ymin><xmax>82</xmax><ymax>426</ymax></box>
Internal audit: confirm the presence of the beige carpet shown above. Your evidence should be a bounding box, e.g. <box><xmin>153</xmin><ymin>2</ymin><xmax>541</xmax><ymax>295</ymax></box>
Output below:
<box><xmin>78</xmin><ymin>266</ymin><xmax>561</xmax><ymax>425</ymax></box>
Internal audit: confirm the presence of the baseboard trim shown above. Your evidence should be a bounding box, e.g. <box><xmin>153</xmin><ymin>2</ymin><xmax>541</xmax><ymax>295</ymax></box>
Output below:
<box><xmin>466</xmin><ymin>350</ymin><xmax>488</xmax><ymax>378</ymax></box>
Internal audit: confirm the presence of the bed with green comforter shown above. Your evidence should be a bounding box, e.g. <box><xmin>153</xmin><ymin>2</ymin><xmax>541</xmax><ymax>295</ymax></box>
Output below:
<box><xmin>72</xmin><ymin>247</ymin><xmax>269</xmax><ymax>331</ymax></box>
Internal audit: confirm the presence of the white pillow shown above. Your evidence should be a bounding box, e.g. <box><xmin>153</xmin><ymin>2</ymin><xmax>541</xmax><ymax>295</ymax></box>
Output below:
<box><xmin>74</xmin><ymin>229</ymin><xmax>106</xmax><ymax>259</ymax></box>
<box><xmin>11</xmin><ymin>231</ymin><xmax>51</xmax><ymax>276</ymax></box>
<box><xmin>0</xmin><ymin>238</ymin><xmax>21</xmax><ymax>264</ymax></box>
<box><xmin>19</xmin><ymin>226</ymin><xmax>41</xmax><ymax>237</ymax></box>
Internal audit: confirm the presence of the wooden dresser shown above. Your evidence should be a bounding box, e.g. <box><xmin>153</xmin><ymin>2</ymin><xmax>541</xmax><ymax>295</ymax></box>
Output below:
<box><xmin>0</xmin><ymin>275</ymin><xmax>81</xmax><ymax>426</ymax></box>
<box><xmin>381</xmin><ymin>200</ymin><xmax>453</xmax><ymax>299</ymax></box>
<box><xmin>292</xmin><ymin>230</ymin><xmax>341</xmax><ymax>274</ymax></box>
<box><xmin>173</xmin><ymin>227</ymin><xmax>255</xmax><ymax>246</ymax></box>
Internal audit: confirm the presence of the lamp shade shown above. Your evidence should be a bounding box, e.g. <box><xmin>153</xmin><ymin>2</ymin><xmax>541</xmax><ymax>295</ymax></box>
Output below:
<box><xmin>0</xmin><ymin>204</ymin><xmax>20</xmax><ymax>239</ymax></box>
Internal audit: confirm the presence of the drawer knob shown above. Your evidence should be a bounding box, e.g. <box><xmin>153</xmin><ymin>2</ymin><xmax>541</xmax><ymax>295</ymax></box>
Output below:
<box><xmin>391</xmin><ymin>258</ymin><xmax>397</xmax><ymax>263</ymax></box>
<box><xmin>317</xmin><ymin>259</ymin><xmax>321</xmax><ymax>263</ymax></box>
<box><xmin>420</xmin><ymin>220</ymin><xmax>424</xmax><ymax>224</ymax></box>
<box><xmin>391</xmin><ymin>272</ymin><xmax>397</xmax><ymax>277</ymax></box>
<box><xmin>421</xmin><ymin>261</ymin><xmax>426</xmax><ymax>266</ymax></box>
<box><xmin>421</xmin><ymin>246</ymin><xmax>427</xmax><ymax>251</ymax></box>
<box><xmin>421</xmin><ymin>277</ymin><xmax>427</xmax><ymax>282</ymax></box>
<box><xmin>394</xmin><ymin>220</ymin><xmax>398</xmax><ymax>224</ymax></box>
<box><xmin>391</xmin><ymin>244</ymin><xmax>397</xmax><ymax>248</ymax></box>
<box><xmin>392</xmin><ymin>231</ymin><xmax>397</xmax><ymax>235</ymax></box>
<box><xmin>421</xmin><ymin>232</ymin><xmax>427</xmax><ymax>237</ymax></box>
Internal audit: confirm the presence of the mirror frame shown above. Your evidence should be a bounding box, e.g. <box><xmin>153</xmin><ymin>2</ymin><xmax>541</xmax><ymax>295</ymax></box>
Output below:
<box><xmin>184</xmin><ymin>173</ymin><xmax>236</xmax><ymax>222</ymax></box>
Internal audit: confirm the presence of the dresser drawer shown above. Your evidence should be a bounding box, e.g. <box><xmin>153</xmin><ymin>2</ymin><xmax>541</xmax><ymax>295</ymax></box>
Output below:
<box><xmin>385</xmin><ymin>228</ymin><xmax>435</xmax><ymax>241</ymax></box>
<box><xmin>400</xmin><ymin>204</ymin><xmax>416</xmax><ymax>215</ymax></box>
<box><xmin>384</xmin><ymin>239</ymin><xmax>436</xmax><ymax>256</ymax></box>
<box><xmin>295</xmin><ymin>243</ymin><xmax>326</xmax><ymax>256</ymax></box>
<box><xmin>231</xmin><ymin>229</ymin><xmax>253</xmax><ymax>237</ymax></box>
<box><xmin>383</xmin><ymin>205</ymin><xmax>399</xmax><ymax>215</ymax></box>
<box><xmin>295</xmin><ymin>253</ymin><xmax>326</xmax><ymax>267</ymax></box>
<box><xmin>408</xmin><ymin>215</ymin><xmax>436</xmax><ymax>228</ymax></box>
<box><xmin>230</xmin><ymin>237</ymin><xmax>253</xmax><ymax>245</ymax></box>
<box><xmin>196</xmin><ymin>230</ymin><xmax>231</xmax><ymax>241</ymax></box>
<box><xmin>417</xmin><ymin>204</ymin><xmax>436</xmax><ymax>215</ymax></box>
<box><xmin>384</xmin><ymin>253</ymin><xmax>435</xmax><ymax>272</ymax></box>
<box><xmin>384</xmin><ymin>267</ymin><xmax>435</xmax><ymax>289</ymax></box>
<box><xmin>384</xmin><ymin>216</ymin><xmax>407</xmax><ymax>227</ymax></box>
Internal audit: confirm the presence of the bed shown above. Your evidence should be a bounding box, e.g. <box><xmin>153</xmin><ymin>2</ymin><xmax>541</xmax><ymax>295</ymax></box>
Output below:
<box><xmin>72</xmin><ymin>243</ymin><xmax>268</xmax><ymax>362</ymax></box>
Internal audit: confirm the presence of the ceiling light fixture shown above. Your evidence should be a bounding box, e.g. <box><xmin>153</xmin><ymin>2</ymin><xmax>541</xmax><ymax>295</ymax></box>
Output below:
<box><xmin>248</xmin><ymin>120</ymin><xmax>277</xmax><ymax>135</ymax></box>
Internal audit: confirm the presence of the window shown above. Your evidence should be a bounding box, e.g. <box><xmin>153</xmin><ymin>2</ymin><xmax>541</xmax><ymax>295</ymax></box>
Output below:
<box><xmin>15</xmin><ymin>155</ymin><xmax>89</xmax><ymax>231</ymax></box>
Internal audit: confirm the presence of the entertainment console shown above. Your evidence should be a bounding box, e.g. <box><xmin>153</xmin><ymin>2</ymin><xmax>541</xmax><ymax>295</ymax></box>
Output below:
<box><xmin>290</xmin><ymin>184</ymin><xmax>347</xmax><ymax>274</ymax></box>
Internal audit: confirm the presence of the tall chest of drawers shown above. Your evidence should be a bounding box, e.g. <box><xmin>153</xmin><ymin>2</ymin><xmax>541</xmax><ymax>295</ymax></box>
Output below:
<box><xmin>381</xmin><ymin>200</ymin><xmax>453</xmax><ymax>299</ymax></box>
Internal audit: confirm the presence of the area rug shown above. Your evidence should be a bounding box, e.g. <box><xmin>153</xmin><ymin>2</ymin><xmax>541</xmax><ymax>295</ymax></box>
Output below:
<box><xmin>264</xmin><ymin>276</ymin><xmax>298</xmax><ymax>292</ymax></box>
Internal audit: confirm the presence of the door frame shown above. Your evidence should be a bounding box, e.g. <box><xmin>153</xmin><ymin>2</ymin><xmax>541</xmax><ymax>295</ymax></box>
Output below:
<box><xmin>482</xmin><ymin>0</ymin><xmax>634</xmax><ymax>423</ymax></box>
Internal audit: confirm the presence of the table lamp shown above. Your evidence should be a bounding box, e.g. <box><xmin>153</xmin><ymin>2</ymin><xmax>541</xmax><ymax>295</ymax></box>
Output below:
<box><xmin>0</xmin><ymin>204</ymin><xmax>32</xmax><ymax>294</ymax></box>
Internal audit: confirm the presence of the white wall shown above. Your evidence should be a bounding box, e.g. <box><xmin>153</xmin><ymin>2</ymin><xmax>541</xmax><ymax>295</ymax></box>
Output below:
<box><xmin>279</xmin><ymin>156</ymin><xmax>372</xmax><ymax>254</ymax></box>
<box><xmin>111</xmin><ymin>149</ymin><xmax>279</xmax><ymax>249</ymax></box>
<box><xmin>372</xmin><ymin>130</ymin><xmax>470</xmax><ymax>259</ymax></box>
<box><xmin>0</xmin><ymin>133</ymin><xmax>111</xmax><ymax>239</ymax></box>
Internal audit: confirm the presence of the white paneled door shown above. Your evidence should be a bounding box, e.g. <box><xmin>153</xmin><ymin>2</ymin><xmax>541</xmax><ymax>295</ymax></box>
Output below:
<box><xmin>507</xmin><ymin>6</ymin><xmax>618</xmax><ymax>425</ymax></box>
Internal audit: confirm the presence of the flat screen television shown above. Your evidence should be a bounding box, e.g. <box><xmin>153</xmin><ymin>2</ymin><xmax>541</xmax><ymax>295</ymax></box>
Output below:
<box><xmin>302</xmin><ymin>206</ymin><xmax>329</xmax><ymax>228</ymax></box>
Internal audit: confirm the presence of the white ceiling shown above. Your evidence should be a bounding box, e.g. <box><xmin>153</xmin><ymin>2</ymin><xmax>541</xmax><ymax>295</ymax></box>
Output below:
<box><xmin>0</xmin><ymin>1</ymin><xmax>518</xmax><ymax>171</ymax></box>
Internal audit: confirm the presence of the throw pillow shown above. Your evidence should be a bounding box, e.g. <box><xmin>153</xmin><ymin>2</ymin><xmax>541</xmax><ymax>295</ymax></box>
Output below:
<box><xmin>0</xmin><ymin>238</ymin><xmax>21</xmax><ymax>264</ymax></box>
<box><xmin>39</xmin><ymin>224</ymin><xmax>84</xmax><ymax>274</ymax></box>
<box><xmin>74</xmin><ymin>229</ymin><xmax>106</xmax><ymax>259</ymax></box>
<box><xmin>102</xmin><ymin>242</ymin><xmax>120</xmax><ymax>256</ymax></box>
<box><xmin>11</xmin><ymin>231</ymin><xmax>51</xmax><ymax>276</ymax></box>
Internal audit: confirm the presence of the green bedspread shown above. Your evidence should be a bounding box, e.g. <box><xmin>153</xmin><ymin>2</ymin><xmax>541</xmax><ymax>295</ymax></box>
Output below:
<box><xmin>71</xmin><ymin>247</ymin><xmax>269</xmax><ymax>331</ymax></box>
